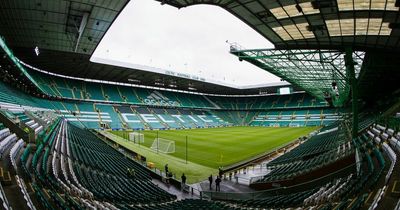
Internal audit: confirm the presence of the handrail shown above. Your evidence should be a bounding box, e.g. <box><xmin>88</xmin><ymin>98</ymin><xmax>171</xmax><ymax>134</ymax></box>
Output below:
<box><xmin>0</xmin><ymin>110</ymin><xmax>31</xmax><ymax>142</ymax></box>
<box><xmin>0</xmin><ymin>181</ymin><xmax>12</xmax><ymax>210</ymax></box>
<box><xmin>201</xmin><ymin>163</ymin><xmax>356</xmax><ymax>201</ymax></box>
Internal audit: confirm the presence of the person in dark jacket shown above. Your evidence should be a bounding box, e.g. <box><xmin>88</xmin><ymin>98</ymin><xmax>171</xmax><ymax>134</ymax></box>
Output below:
<box><xmin>164</xmin><ymin>164</ymin><xmax>169</xmax><ymax>175</ymax></box>
<box><xmin>181</xmin><ymin>173</ymin><xmax>187</xmax><ymax>191</ymax></box>
<box><xmin>181</xmin><ymin>173</ymin><xmax>187</xmax><ymax>185</ymax></box>
<box><xmin>208</xmin><ymin>174</ymin><xmax>213</xmax><ymax>190</ymax></box>
<box><xmin>215</xmin><ymin>176</ymin><xmax>222</xmax><ymax>192</ymax></box>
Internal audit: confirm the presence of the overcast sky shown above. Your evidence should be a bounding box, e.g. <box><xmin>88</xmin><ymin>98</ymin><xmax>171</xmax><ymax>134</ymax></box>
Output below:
<box><xmin>92</xmin><ymin>0</ymin><xmax>281</xmax><ymax>87</ymax></box>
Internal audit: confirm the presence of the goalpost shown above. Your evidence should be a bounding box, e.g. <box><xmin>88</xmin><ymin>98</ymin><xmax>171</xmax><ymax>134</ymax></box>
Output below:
<box><xmin>151</xmin><ymin>138</ymin><xmax>175</xmax><ymax>154</ymax></box>
<box><xmin>129</xmin><ymin>132</ymin><xmax>144</xmax><ymax>144</ymax></box>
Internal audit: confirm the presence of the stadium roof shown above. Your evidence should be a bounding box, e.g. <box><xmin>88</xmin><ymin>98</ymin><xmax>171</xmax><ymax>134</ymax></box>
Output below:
<box><xmin>12</xmin><ymin>47</ymin><xmax>293</xmax><ymax>95</ymax></box>
<box><xmin>157</xmin><ymin>0</ymin><xmax>400</xmax><ymax>51</ymax></box>
<box><xmin>0</xmin><ymin>0</ymin><xmax>128</xmax><ymax>55</ymax></box>
<box><xmin>0</xmin><ymin>0</ymin><xmax>289</xmax><ymax>95</ymax></box>
<box><xmin>0</xmin><ymin>0</ymin><xmax>399</xmax><ymax>99</ymax></box>
<box><xmin>230</xmin><ymin>47</ymin><xmax>365</xmax><ymax>106</ymax></box>
<box><xmin>156</xmin><ymin>0</ymin><xmax>400</xmax><ymax>105</ymax></box>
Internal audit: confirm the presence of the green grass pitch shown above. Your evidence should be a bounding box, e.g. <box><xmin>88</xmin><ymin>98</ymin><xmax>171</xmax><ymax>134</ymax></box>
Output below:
<box><xmin>105</xmin><ymin>126</ymin><xmax>318</xmax><ymax>183</ymax></box>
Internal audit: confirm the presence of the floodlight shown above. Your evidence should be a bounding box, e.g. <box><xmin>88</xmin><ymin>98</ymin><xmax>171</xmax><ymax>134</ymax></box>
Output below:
<box><xmin>34</xmin><ymin>46</ymin><xmax>40</xmax><ymax>56</ymax></box>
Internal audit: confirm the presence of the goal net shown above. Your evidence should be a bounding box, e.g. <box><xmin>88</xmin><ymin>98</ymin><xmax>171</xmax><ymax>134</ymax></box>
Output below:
<box><xmin>151</xmin><ymin>138</ymin><xmax>175</xmax><ymax>154</ymax></box>
<box><xmin>129</xmin><ymin>132</ymin><xmax>144</xmax><ymax>144</ymax></box>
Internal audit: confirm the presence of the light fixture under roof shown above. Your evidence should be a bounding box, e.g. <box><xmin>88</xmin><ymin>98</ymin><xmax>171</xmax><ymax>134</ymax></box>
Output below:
<box><xmin>34</xmin><ymin>46</ymin><xmax>40</xmax><ymax>56</ymax></box>
<box><xmin>155</xmin><ymin>82</ymin><xmax>164</xmax><ymax>86</ymax></box>
<box><xmin>128</xmin><ymin>78</ymin><xmax>141</xmax><ymax>83</ymax></box>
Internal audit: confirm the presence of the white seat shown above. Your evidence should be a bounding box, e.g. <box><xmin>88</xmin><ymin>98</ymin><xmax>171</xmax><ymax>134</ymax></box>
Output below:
<box><xmin>34</xmin><ymin>126</ymin><xmax>43</xmax><ymax>134</ymax></box>
<box><xmin>26</xmin><ymin>120</ymin><xmax>35</xmax><ymax>126</ymax></box>
<box><xmin>368</xmin><ymin>131</ymin><xmax>375</xmax><ymax>138</ymax></box>
<box><xmin>10</xmin><ymin>139</ymin><xmax>24</xmax><ymax>169</ymax></box>
<box><xmin>31</xmin><ymin>123</ymin><xmax>39</xmax><ymax>129</ymax></box>
<box><xmin>381</xmin><ymin>132</ymin><xmax>389</xmax><ymax>140</ymax></box>
<box><xmin>372</xmin><ymin>128</ymin><xmax>381</xmax><ymax>135</ymax></box>
<box><xmin>0</xmin><ymin>129</ymin><xmax>10</xmax><ymax>140</ymax></box>
<box><xmin>376</xmin><ymin>124</ymin><xmax>386</xmax><ymax>131</ymax></box>
<box><xmin>374</xmin><ymin>137</ymin><xmax>381</xmax><ymax>144</ymax></box>
<box><xmin>0</xmin><ymin>134</ymin><xmax>17</xmax><ymax>157</ymax></box>
<box><xmin>387</xmin><ymin>128</ymin><xmax>395</xmax><ymax>136</ymax></box>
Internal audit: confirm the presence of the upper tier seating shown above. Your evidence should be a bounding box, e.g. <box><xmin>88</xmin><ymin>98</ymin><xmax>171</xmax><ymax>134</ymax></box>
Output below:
<box><xmin>210</xmin><ymin>93</ymin><xmax>327</xmax><ymax>110</ymax></box>
<box><xmin>27</xmin><ymin>69</ymin><xmax>330</xmax><ymax>111</ymax></box>
<box><xmin>60</xmin><ymin>103</ymin><xmax>232</xmax><ymax>130</ymax></box>
<box><xmin>0</xmin><ymin>78</ymin><xmax>338</xmax><ymax>130</ymax></box>
<box><xmin>250</xmin><ymin>109</ymin><xmax>339</xmax><ymax>127</ymax></box>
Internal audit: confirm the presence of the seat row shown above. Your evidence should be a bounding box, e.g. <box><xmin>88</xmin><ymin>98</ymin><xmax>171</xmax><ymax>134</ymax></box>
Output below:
<box><xmin>15</xmin><ymin>175</ymin><xmax>36</xmax><ymax>210</ymax></box>
<box><xmin>268</xmin><ymin>126</ymin><xmax>346</xmax><ymax>166</ymax></box>
<box><xmin>66</xmin><ymin>122</ymin><xmax>176</xmax><ymax>205</ymax></box>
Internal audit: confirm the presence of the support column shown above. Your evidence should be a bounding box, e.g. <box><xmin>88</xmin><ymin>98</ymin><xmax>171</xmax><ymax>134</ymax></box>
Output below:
<box><xmin>345</xmin><ymin>48</ymin><xmax>358</xmax><ymax>138</ymax></box>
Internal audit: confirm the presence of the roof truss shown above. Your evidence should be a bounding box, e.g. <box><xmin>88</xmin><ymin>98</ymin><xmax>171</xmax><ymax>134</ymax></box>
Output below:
<box><xmin>230</xmin><ymin>45</ymin><xmax>365</xmax><ymax>106</ymax></box>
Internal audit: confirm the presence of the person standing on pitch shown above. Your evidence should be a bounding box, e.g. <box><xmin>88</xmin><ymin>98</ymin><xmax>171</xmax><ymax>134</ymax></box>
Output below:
<box><xmin>166</xmin><ymin>172</ymin><xmax>172</xmax><ymax>185</ymax></box>
<box><xmin>208</xmin><ymin>174</ymin><xmax>213</xmax><ymax>190</ymax></box>
<box><xmin>215</xmin><ymin>176</ymin><xmax>222</xmax><ymax>192</ymax></box>
<box><xmin>181</xmin><ymin>173</ymin><xmax>187</xmax><ymax>191</ymax></box>
<box><xmin>165</xmin><ymin>164</ymin><xmax>169</xmax><ymax>175</ymax></box>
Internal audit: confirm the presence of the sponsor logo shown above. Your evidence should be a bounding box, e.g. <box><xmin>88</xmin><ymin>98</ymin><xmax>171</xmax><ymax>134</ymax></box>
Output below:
<box><xmin>144</xmin><ymin>91</ymin><xmax>180</xmax><ymax>106</ymax></box>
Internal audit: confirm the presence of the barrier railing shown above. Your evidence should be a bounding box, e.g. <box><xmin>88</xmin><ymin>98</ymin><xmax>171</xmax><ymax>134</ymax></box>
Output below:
<box><xmin>201</xmin><ymin>163</ymin><xmax>356</xmax><ymax>201</ymax></box>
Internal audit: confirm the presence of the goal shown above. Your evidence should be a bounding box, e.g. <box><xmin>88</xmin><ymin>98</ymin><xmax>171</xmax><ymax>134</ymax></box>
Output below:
<box><xmin>129</xmin><ymin>132</ymin><xmax>144</xmax><ymax>144</ymax></box>
<box><xmin>151</xmin><ymin>138</ymin><xmax>175</xmax><ymax>154</ymax></box>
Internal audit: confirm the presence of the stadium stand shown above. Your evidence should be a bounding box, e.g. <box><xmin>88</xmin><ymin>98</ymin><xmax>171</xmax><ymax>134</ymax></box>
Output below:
<box><xmin>210</xmin><ymin>93</ymin><xmax>327</xmax><ymax>110</ymax></box>
<box><xmin>0</xmin><ymin>0</ymin><xmax>399</xmax><ymax>208</ymax></box>
<box><xmin>67</xmin><ymin>122</ymin><xmax>176</xmax><ymax>205</ymax></box>
<box><xmin>0</xmin><ymin>64</ymin><xmax>397</xmax><ymax>209</ymax></box>
<box><xmin>1</xmin><ymin>75</ymin><xmax>396</xmax><ymax>209</ymax></box>
<box><xmin>0</xmin><ymin>67</ymin><xmax>338</xmax><ymax>130</ymax></box>
<box><xmin>27</xmin><ymin>69</ymin><xmax>336</xmax><ymax>122</ymax></box>
<box><xmin>0</xmin><ymin>72</ymin><xmax>368</xmax><ymax>209</ymax></box>
<box><xmin>250</xmin><ymin>124</ymin><xmax>353</xmax><ymax>184</ymax></box>
<box><xmin>194</xmin><ymin>118</ymin><xmax>399</xmax><ymax>209</ymax></box>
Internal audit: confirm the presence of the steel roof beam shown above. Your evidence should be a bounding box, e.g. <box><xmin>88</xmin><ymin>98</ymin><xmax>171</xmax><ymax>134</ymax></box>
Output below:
<box><xmin>74</xmin><ymin>12</ymin><xmax>89</xmax><ymax>52</ymax></box>
<box><xmin>230</xmin><ymin>45</ymin><xmax>365</xmax><ymax>106</ymax></box>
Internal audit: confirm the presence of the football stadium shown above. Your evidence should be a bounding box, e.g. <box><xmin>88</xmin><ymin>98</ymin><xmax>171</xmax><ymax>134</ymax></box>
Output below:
<box><xmin>0</xmin><ymin>0</ymin><xmax>399</xmax><ymax>209</ymax></box>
